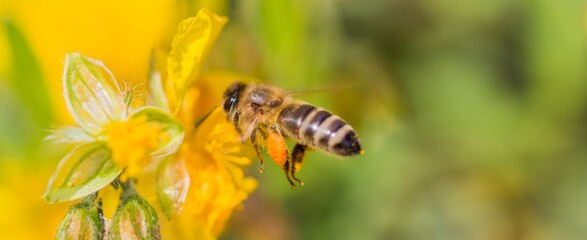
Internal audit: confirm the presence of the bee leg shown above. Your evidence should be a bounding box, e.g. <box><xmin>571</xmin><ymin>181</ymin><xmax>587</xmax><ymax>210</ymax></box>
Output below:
<box><xmin>254</xmin><ymin>145</ymin><xmax>265</xmax><ymax>173</ymax></box>
<box><xmin>289</xmin><ymin>144</ymin><xmax>307</xmax><ymax>187</ymax></box>
<box><xmin>291</xmin><ymin>144</ymin><xmax>308</xmax><ymax>172</ymax></box>
<box><xmin>283</xmin><ymin>160</ymin><xmax>296</xmax><ymax>188</ymax></box>
<box><xmin>250</xmin><ymin>128</ymin><xmax>265</xmax><ymax>173</ymax></box>
<box><xmin>267</xmin><ymin>124</ymin><xmax>296</xmax><ymax>188</ymax></box>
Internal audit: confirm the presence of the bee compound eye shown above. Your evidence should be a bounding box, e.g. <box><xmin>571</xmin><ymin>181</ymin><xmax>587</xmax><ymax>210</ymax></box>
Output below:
<box><xmin>223</xmin><ymin>96</ymin><xmax>239</xmax><ymax>113</ymax></box>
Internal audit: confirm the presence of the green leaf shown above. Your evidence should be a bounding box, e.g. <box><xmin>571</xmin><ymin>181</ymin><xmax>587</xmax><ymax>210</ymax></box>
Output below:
<box><xmin>3</xmin><ymin>18</ymin><xmax>53</xmax><ymax>128</ymax></box>
<box><xmin>63</xmin><ymin>53</ymin><xmax>125</xmax><ymax>135</ymax></box>
<box><xmin>44</xmin><ymin>142</ymin><xmax>122</xmax><ymax>203</ymax></box>
<box><xmin>130</xmin><ymin>106</ymin><xmax>184</xmax><ymax>157</ymax></box>
<box><xmin>1</xmin><ymin>19</ymin><xmax>51</xmax><ymax>158</ymax></box>
<box><xmin>157</xmin><ymin>157</ymin><xmax>190</xmax><ymax>219</ymax></box>
<box><xmin>0</xmin><ymin>80</ymin><xmax>38</xmax><ymax>158</ymax></box>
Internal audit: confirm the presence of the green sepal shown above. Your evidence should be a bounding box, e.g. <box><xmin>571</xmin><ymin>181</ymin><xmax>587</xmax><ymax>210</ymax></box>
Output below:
<box><xmin>62</xmin><ymin>53</ymin><xmax>125</xmax><ymax>135</ymax></box>
<box><xmin>44</xmin><ymin>142</ymin><xmax>122</xmax><ymax>203</ymax></box>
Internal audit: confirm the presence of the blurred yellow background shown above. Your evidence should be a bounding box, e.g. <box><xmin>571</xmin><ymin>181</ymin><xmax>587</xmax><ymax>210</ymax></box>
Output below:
<box><xmin>1</xmin><ymin>0</ymin><xmax>586</xmax><ymax>239</ymax></box>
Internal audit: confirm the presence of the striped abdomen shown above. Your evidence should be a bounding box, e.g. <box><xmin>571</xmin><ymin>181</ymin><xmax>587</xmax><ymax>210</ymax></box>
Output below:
<box><xmin>277</xmin><ymin>103</ymin><xmax>362</xmax><ymax>156</ymax></box>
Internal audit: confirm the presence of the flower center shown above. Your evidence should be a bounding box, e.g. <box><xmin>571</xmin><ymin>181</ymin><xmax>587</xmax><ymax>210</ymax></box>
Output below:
<box><xmin>105</xmin><ymin>115</ymin><xmax>166</xmax><ymax>178</ymax></box>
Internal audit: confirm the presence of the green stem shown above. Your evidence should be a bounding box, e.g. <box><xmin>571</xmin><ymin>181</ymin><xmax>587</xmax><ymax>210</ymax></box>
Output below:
<box><xmin>120</xmin><ymin>179</ymin><xmax>137</xmax><ymax>202</ymax></box>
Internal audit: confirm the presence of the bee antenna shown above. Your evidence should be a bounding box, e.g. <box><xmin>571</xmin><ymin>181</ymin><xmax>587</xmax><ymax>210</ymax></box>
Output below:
<box><xmin>194</xmin><ymin>105</ymin><xmax>220</xmax><ymax>128</ymax></box>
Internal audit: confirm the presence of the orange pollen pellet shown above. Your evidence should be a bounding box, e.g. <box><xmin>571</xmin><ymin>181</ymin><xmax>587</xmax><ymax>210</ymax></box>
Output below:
<box><xmin>267</xmin><ymin>132</ymin><xmax>288</xmax><ymax>167</ymax></box>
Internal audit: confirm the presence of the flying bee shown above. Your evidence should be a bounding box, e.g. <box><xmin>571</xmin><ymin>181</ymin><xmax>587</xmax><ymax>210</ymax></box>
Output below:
<box><xmin>222</xmin><ymin>82</ymin><xmax>363</xmax><ymax>187</ymax></box>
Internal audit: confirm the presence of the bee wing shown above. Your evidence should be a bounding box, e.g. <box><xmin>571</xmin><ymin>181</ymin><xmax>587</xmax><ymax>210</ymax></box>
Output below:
<box><xmin>285</xmin><ymin>82</ymin><xmax>357</xmax><ymax>96</ymax></box>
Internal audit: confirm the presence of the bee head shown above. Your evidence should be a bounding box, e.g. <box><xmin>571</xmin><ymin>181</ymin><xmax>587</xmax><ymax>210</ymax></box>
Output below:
<box><xmin>248</xmin><ymin>85</ymin><xmax>284</xmax><ymax>114</ymax></box>
<box><xmin>223</xmin><ymin>81</ymin><xmax>247</xmax><ymax>113</ymax></box>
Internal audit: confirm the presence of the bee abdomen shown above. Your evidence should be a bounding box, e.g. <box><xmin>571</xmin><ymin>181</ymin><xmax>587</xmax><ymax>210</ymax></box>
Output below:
<box><xmin>278</xmin><ymin>103</ymin><xmax>362</xmax><ymax>156</ymax></box>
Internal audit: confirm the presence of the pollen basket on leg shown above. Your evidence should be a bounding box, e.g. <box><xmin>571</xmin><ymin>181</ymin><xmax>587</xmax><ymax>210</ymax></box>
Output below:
<box><xmin>267</xmin><ymin>132</ymin><xmax>288</xmax><ymax>167</ymax></box>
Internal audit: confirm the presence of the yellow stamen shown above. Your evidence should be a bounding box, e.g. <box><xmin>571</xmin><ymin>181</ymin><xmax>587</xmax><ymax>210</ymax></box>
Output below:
<box><xmin>105</xmin><ymin>115</ymin><xmax>166</xmax><ymax>179</ymax></box>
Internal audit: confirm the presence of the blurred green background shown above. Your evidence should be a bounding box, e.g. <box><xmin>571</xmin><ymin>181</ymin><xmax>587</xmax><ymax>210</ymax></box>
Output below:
<box><xmin>1</xmin><ymin>0</ymin><xmax>586</xmax><ymax>239</ymax></box>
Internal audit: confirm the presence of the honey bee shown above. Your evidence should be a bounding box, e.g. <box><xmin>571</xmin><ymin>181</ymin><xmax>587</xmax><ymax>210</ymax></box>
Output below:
<box><xmin>222</xmin><ymin>82</ymin><xmax>363</xmax><ymax>187</ymax></box>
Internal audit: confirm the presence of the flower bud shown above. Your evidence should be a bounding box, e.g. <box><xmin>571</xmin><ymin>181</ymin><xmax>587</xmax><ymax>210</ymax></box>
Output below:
<box><xmin>55</xmin><ymin>197</ymin><xmax>104</xmax><ymax>240</ymax></box>
<box><xmin>110</xmin><ymin>194</ymin><xmax>160</xmax><ymax>239</ymax></box>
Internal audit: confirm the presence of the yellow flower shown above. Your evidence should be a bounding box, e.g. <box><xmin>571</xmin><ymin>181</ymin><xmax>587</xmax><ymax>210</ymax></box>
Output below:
<box><xmin>161</xmin><ymin>81</ymin><xmax>257</xmax><ymax>239</ymax></box>
<box><xmin>184</xmin><ymin>108</ymin><xmax>257</xmax><ymax>238</ymax></box>
<box><xmin>163</xmin><ymin>8</ymin><xmax>228</xmax><ymax>114</ymax></box>
<box><xmin>105</xmin><ymin>115</ymin><xmax>170</xmax><ymax>180</ymax></box>
<box><xmin>44</xmin><ymin>52</ymin><xmax>184</xmax><ymax>203</ymax></box>
<box><xmin>150</xmin><ymin>10</ymin><xmax>258</xmax><ymax>238</ymax></box>
<box><xmin>40</xmin><ymin>7</ymin><xmax>256</xmax><ymax>239</ymax></box>
<box><xmin>2</xmin><ymin>1</ymin><xmax>251</xmax><ymax>238</ymax></box>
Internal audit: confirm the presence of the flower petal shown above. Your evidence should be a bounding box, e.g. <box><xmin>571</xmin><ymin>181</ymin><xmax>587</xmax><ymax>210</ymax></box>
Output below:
<box><xmin>157</xmin><ymin>157</ymin><xmax>190</xmax><ymax>219</ymax></box>
<box><xmin>45</xmin><ymin>126</ymin><xmax>94</xmax><ymax>143</ymax></box>
<box><xmin>166</xmin><ymin>9</ymin><xmax>228</xmax><ymax>114</ymax></box>
<box><xmin>63</xmin><ymin>52</ymin><xmax>125</xmax><ymax>134</ymax></box>
<box><xmin>44</xmin><ymin>142</ymin><xmax>122</xmax><ymax>203</ymax></box>
<box><xmin>130</xmin><ymin>106</ymin><xmax>184</xmax><ymax>157</ymax></box>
